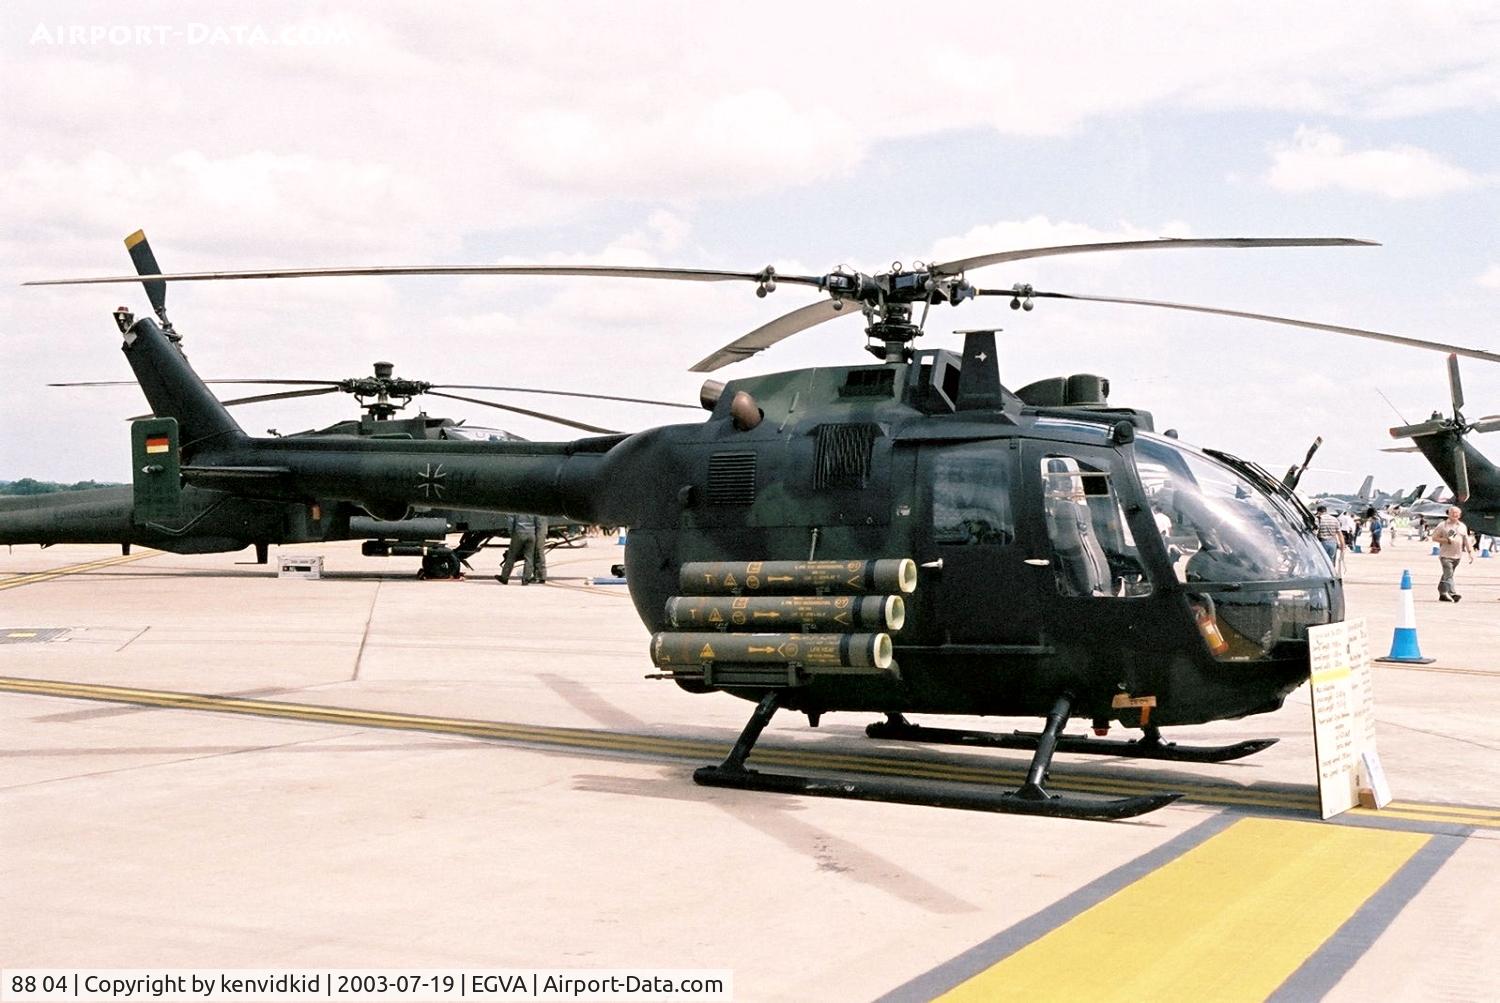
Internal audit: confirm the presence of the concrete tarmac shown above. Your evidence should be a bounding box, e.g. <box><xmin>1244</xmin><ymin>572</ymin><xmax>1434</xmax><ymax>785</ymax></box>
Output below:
<box><xmin>2</xmin><ymin>540</ymin><xmax>1497</xmax><ymax>1001</ymax></box>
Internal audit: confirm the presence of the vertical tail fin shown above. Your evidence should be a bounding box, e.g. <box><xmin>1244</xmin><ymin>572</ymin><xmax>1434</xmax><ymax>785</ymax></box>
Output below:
<box><xmin>121</xmin><ymin>316</ymin><xmax>245</xmax><ymax>452</ymax></box>
<box><xmin>1357</xmin><ymin>474</ymin><xmax>1374</xmax><ymax>500</ymax></box>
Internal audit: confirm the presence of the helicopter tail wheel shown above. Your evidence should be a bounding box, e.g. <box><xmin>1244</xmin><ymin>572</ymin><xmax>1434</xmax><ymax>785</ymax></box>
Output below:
<box><xmin>866</xmin><ymin>715</ymin><xmax>1278</xmax><ymax>764</ymax></box>
<box><xmin>695</xmin><ymin>693</ymin><xmax>1182</xmax><ymax>820</ymax></box>
<box><xmin>418</xmin><ymin>547</ymin><xmax>464</xmax><ymax>581</ymax></box>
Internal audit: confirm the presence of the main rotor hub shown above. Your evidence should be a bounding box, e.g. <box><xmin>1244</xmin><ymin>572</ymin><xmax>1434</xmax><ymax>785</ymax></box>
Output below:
<box><xmin>336</xmin><ymin>362</ymin><xmax>433</xmax><ymax>419</ymax></box>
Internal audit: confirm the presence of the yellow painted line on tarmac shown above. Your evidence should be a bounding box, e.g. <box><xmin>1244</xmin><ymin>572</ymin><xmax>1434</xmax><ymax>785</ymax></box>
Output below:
<box><xmin>1385</xmin><ymin>800</ymin><xmax>1500</xmax><ymax>819</ymax></box>
<box><xmin>2</xmin><ymin>676</ymin><xmax>1496</xmax><ymax>827</ymax></box>
<box><xmin>937</xmin><ymin>818</ymin><xmax>1429</xmax><ymax>1003</ymax></box>
<box><xmin>0</xmin><ymin>551</ymin><xmax>155</xmax><ymax>591</ymax></box>
<box><xmin>1354</xmin><ymin>801</ymin><xmax>1500</xmax><ymax>828</ymax></box>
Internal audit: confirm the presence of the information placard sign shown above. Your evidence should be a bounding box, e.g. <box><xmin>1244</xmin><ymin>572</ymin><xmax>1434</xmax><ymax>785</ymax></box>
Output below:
<box><xmin>1308</xmin><ymin>618</ymin><xmax>1388</xmax><ymax>818</ymax></box>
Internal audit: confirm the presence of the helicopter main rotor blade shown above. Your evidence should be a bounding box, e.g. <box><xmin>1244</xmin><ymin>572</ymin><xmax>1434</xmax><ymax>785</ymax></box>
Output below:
<box><xmin>200</xmin><ymin>378</ymin><xmax>342</xmax><ymax>386</ymax></box>
<box><xmin>1453</xmin><ymin>445</ymin><xmax>1471</xmax><ymax>502</ymax></box>
<box><xmin>28</xmin><ymin>237</ymin><xmax>1373</xmax><ymax>291</ymax></box>
<box><xmin>50</xmin><ymin>376</ymin><xmax>693</xmax><ymax>409</ymax></box>
<box><xmin>124</xmin><ymin>385</ymin><xmax>342</xmax><ymax>420</ymax></box>
<box><xmin>51</xmin><ymin>378</ymin><xmax>342</xmax><ymax>388</ymax></box>
<box><xmin>690</xmin><ymin>300</ymin><xmax>857</xmax><ymax>373</ymax></box>
<box><xmin>217</xmin><ymin>387</ymin><xmax>345</xmax><ymax>408</ymax></box>
<box><xmin>933</xmin><ymin>237</ymin><xmax>1376</xmax><ymax>276</ymax></box>
<box><xmin>1471</xmin><ymin>417</ymin><xmax>1500</xmax><ymax>434</ymax></box>
<box><xmin>1381</xmin><ymin>446</ymin><xmax>1423</xmax><ymax>453</ymax></box>
<box><xmin>425</xmin><ymin>390</ymin><xmax>619</xmax><ymax>435</ymax></box>
<box><xmin>430</xmin><ymin>384</ymin><xmax>697</xmax><ymax>409</ymax></box>
<box><xmin>980</xmin><ymin>288</ymin><xmax>1500</xmax><ymax>366</ymax></box>
<box><xmin>24</xmin><ymin>263</ymin><xmax>827</xmax><ymax>289</ymax></box>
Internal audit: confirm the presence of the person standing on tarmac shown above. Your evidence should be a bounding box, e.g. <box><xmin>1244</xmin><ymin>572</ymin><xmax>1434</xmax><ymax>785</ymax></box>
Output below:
<box><xmin>1337</xmin><ymin>508</ymin><xmax>1357</xmax><ymax>549</ymax></box>
<box><xmin>496</xmin><ymin>513</ymin><xmax>550</xmax><ymax>584</ymax></box>
<box><xmin>1314</xmin><ymin>505</ymin><xmax>1345</xmax><ymax>565</ymax></box>
<box><xmin>1432</xmin><ymin>506</ymin><xmax>1473</xmax><ymax>602</ymax></box>
<box><xmin>1365</xmin><ymin>506</ymin><xmax>1384</xmax><ymax>554</ymax></box>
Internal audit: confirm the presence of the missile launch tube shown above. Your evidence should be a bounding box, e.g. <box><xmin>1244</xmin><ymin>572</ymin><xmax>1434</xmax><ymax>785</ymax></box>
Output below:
<box><xmin>665</xmin><ymin>594</ymin><xmax>905</xmax><ymax>633</ymax></box>
<box><xmin>650</xmin><ymin>632</ymin><xmax>893</xmax><ymax>670</ymax></box>
<box><xmin>349</xmin><ymin>516</ymin><xmax>451</xmax><ymax>540</ymax></box>
<box><xmin>678</xmin><ymin>558</ymin><xmax>917</xmax><ymax>596</ymax></box>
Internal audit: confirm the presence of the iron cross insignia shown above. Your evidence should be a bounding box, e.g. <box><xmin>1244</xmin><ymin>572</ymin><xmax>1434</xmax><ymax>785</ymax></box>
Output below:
<box><xmin>416</xmin><ymin>463</ymin><xmax>447</xmax><ymax>499</ymax></box>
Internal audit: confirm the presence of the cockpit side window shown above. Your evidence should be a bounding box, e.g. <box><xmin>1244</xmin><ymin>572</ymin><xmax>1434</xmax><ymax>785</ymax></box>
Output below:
<box><xmin>931</xmin><ymin>443</ymin><xmax>1015</xmax><ymax>546</ymax></box>
<box><xmin>1041</xmin><ymin>455</ymin><xmax>1151</xmax><ymax>598</ymax></box>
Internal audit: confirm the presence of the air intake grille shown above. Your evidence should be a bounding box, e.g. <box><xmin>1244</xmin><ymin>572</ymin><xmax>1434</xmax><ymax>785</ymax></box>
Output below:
<box><xmin>814</xmin><ymin>423</ymin><xmax>880</xmax><ymax>489</ymax></box>
<box><xmin>707</xmin><ymin>452</ymin><xmax>757</xmax><ymax>505</ymax></box>
<box><xmin>839</xmin><ymin>368</ymin><xmax>896</xmax><ymax>398</ymax></box>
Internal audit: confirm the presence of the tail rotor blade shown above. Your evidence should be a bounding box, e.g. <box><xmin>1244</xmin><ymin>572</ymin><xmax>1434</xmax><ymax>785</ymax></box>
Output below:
<box><xmin>1453</xmin><ymin>445</ymin><xmax>1471</xmax><ymax>502</ymax></box>
<box><xmin>1283</xmin><ymin>435</ymin><xmax>1323</xmax><ymax>490</ymax></box>
<box><xmin>1447</xmin><ymin>354</ymin><xmax>1465</xmax><ymax>414</ymax></box>
<box><xmin>124</xmin><ymin>229</ymin><xmax>168</xmax><ymax>325</ymax></box>
<box><xmin>1389</xmin><ymin>420</ymin><xmax>1449</xmax><ymax>439</ymax></box>
<box><xmin>1302</xmin><ymin>436</ymin><xmax>1324</xmax><ymax>469</ymax></box>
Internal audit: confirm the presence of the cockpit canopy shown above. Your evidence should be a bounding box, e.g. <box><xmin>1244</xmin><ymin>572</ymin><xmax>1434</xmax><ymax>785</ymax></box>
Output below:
<box><xmin>1133</xmin><ymin>434</ymin><xmax>1329</xmax><ymax>584</ymax></box>
<box><xmin>438</xmin><ymin>425</ymin><xmax>525</xmax><ymax>443</ymax></box>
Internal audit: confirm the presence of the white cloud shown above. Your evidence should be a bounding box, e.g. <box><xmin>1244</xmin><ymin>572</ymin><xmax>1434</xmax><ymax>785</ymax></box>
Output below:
<box><xmin>4</xmin><ymin>2</ymin><xmax>1499</xmax><ymax>486</ymax></box>
<box><xmin>1265</xmin><ymin>126</ymin><xmax>1483</xmax><ymax>198</ymax></box>
<box><xmin>1478</xmin><ymin>264</ymin><xmax>1500</xmax><ymax>288</ymax></box>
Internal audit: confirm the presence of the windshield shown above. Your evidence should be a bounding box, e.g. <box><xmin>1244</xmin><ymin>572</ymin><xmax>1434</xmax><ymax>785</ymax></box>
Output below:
<box><xmin>1133</xmin><ymin>436</ymin><xmax>1329</xmax><ymax>584</ymax></box>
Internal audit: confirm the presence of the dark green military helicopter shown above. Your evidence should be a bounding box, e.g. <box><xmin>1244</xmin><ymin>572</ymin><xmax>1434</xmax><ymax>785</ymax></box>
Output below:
<box><xmin>31</xmin><ymin>235</ymin><xmax>1500</xmax><ymax>819</ymax></box>
<box><xmin>1384</xmin><ymin>354</ymin><xmax>1500</xmax><ymax>538</ymax></box>
<box><xmin>8</xmin><ymin>233</ymin><xmax>690</xmax><ymax>577</ymax></box>
<box><xmin>28</xmin><ymin>357</ymin><xmax>644</xmax><ymax>578</ymax></box>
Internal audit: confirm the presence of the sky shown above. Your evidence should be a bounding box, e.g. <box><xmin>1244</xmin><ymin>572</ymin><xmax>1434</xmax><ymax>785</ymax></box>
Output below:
<box><xmin>3</xmin><ymin>1</ymin><xmax>1499</xmax><ymax>498</ymax></box>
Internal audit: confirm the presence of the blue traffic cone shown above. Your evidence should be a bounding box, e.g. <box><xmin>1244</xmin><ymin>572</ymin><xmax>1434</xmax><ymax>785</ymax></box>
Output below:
<box><xmin>1353</xmin><ymin>543</ymin><xmax>1363</xmax><ymax>553</ymax></box>
<box><xmin>1430</xmin><ymin>545</ymin><xmax>1440</xmax><ymax>556</ymax></box>
<box><xmin>617</xmin><ymin>531</ymin><xmax>628</xmax><ymax>545</ymax></box>
<box><xmin>1375</xmin><ymin>570</ymin><xmax>1435</xmax><ymax>664</ymax></box>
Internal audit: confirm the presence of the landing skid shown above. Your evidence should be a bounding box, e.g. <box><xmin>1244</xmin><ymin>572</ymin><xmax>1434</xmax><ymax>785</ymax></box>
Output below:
<box><xmin>865</xmin><ymin>716</ymin><xmax>1276</xmax><ymax>764</ymax></box>
<box><xmin>694</xmin><ymin>694</ymin><xmax>1182</xmax><ymax>821</ymax></box>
